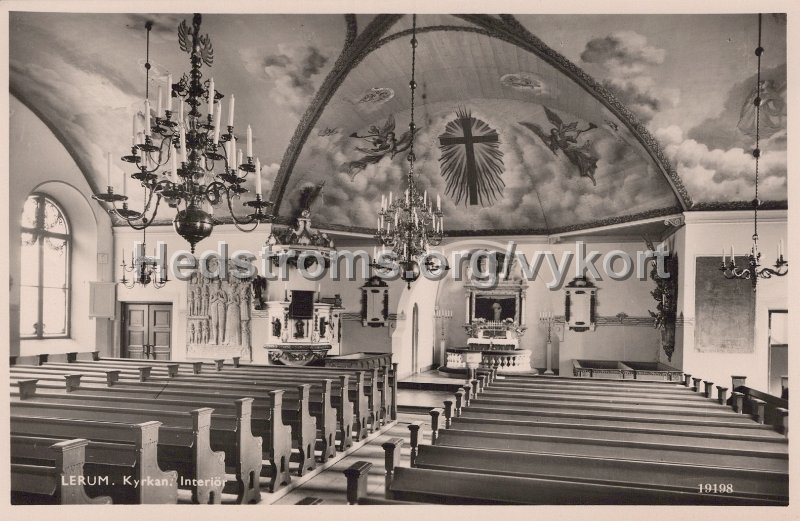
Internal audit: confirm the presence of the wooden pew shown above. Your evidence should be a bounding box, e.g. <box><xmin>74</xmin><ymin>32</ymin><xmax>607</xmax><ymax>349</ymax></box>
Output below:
<box><xmin>32</xmin><ymin>360</ymin><xmax>366</xmax><ymax>446</ymax></box>
<box><xmin>500</xmin><ymin>373</ymin><xmax>685</xmax><ymax>389</ymax></box>
<box><xmin>467</xmin><ymin>394</ymin><xmax>748</xmax><ymax>420</ymax></box>
<box><xmin>11</xmin><ymin>438</ymin><xmax>113</xmax><ymax>505</ymax></box>
<box><xmin>10</xmin><ymin>371</ymin><xmax>304</xmax><ymax>482</ymax></box>
<box><xmin>11</xmin><ymin>379</ymin><xmax>268</xmax><ymax>501</ymax></box>
<box><xmin>101</xmin><ymin>356</ymin><xmax>399</xmax><ymax>423</ymax></box>
<box><xmin>12</xmin><ymin>365</ymin><xmax>342</xmax><ymax>465</ymax></box>
<box><xmin>90</xmin><ymin>359</ymin><xmax>379</xmax><ymax>437</ymax></box>
<box><xmin>429</xmin><ymin>427</ymin><xmax>787</xmax><ymax>472</ymax></box>
<box><xmin>11</xmin><ymin>388</ymin><xmax>227</xmax><ymax>503</ymax></box>
<box><xmin>11</xmin><ymin>418</ymin><xmax>179</xmax><ymax>504</ymax></box>
<box><xmin>476</xmin><ymin>387</ymin><xmax>736</xmax><ymax>412</ymax></box>
<box><xmin>408</xmin><ymin>443</ymin><xmax>788</xmax><ymax>501</ymax></box>
<box><xmin>437</xmin><ymin>411</ymin><xmax>787</xmax><ymax>451</ymax></box>
<box><xmin>96</xmin><ymin>357</ymin><xmax>396</xmax><ymax>426</ymax></box>
<box><xmin>457</xmin><ymin>405</ymin><xmax>785</xmax><ymax>437</ymax></box>
<box><xmin>343</xmin><ymin>461</ymin><xmax>784</xmax><ymax>505</ymax></box>
<box><xmin>486</xmin><ymin>381</ymin><xmax>711</xmax><ymax>401</ymax></box>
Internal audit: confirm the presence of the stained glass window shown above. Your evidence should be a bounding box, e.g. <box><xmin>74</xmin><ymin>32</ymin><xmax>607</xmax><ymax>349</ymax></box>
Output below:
<box><xmin>20</xmin><ymin>194</ymin><xmax>70</xmax><ymax>338</ymax></box>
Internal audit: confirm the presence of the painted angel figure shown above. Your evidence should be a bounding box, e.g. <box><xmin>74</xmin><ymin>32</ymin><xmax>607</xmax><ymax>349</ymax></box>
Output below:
<box><xmin>343</xmin><ymin>114</ymin><xmax>415</xmax><ymax>178</ymax></box>
<box><xmin>519</xmin><ymin>106</ymin><xmax>599</xmax><ymax>185</ymax></box>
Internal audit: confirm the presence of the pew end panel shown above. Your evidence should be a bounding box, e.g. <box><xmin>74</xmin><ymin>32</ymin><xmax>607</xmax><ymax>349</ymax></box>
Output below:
<box><xmin>11</xmin><ymin>439</ymin><xmax>113</xmax><ymax>505</ymax></box>
<box><xmin>344</xmin><ymin>461</ymin><xmax>372</xmax><ymax>504</ymax></box>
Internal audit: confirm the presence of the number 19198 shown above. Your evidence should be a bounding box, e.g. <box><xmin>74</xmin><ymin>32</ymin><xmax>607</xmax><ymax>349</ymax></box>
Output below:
<box><xmin>698</xmin><ymin>483</ymin><xmax>733</xmax><ymax>494</ymax></box>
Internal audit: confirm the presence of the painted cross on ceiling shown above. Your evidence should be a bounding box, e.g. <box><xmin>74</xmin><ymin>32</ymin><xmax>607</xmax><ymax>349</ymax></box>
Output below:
<box><xmin>438</xmin><ymin>108</ymin><xmax>505</xmax><ymax>206</ymax></box>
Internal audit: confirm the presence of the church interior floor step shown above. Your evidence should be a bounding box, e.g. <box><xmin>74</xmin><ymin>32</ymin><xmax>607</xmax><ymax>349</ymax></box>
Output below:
<box><xmin>397</xmin><ymin>389</ymin><xmax>456</xmax><ymax>413</ymax></box>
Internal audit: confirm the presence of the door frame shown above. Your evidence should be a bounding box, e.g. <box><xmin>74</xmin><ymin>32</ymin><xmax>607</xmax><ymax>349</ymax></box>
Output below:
<box><xmin>121</xmin><ymin>301</ymin><xmax>173</xmax><ymax>360</ymax></box>
<box><xmin>412</xmin><ymin>303</ymin><xmax>419</xmax><ymax>374</ymax></box>
<box><xmin>767</xmin><ymin>309</ymin><xmax>788</xmax><ymax>397</ymax></box>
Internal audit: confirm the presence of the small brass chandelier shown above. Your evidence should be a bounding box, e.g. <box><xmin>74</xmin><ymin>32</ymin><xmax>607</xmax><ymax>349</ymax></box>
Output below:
<box><xmin>93</xmin><ymin>15</ymin><xmax>271</xmax><ymax>253</ymax></box>
<box><xmin>121</xmin><ymin>228</ymin><xmax>168</xmax><ymax>289</ymax></box>
<box><xmin>720</xmin><ymin>13</ymin><xmax>787</xmax><ymax>290</ymax></box>
<box><xmin>374</xmin><ymin>14</ymin><xmax>445</xmax><ymax>287</ymax></box>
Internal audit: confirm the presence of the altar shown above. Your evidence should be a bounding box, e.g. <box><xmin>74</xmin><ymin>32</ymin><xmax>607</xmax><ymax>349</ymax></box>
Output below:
<box><xmin>441</xmin><ymin>277</ymin><xmax>533</xmax><ymax>374</ymax></box>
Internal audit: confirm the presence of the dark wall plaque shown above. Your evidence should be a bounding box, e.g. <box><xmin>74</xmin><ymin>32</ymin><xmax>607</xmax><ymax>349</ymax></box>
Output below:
<box><xmin>694</xmin><ymin>256</ymin><xmax>755</xmax><ymax>353</ymax></box>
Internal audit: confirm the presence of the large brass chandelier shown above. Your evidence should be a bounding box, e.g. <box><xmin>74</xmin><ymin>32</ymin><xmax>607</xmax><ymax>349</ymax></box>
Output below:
<box><xmin>720</xmin><ymin>13</ymin><xmax>787</xmax><ymax>290</ymax></box>
<box><xmin>93</xmin><ymin>14</ymin><xmax>271</xmax><ymax>253</ymax></box>
<box><xmin>374</xmin><ymin>14</ymin><xmax>444</xmax><ymax>287</ymax></box>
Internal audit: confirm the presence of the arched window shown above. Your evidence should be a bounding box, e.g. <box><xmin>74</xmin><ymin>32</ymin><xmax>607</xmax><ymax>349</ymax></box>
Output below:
<box><xmin>20</xmin><ymin>194</ymin><xmax>71</xmax><ymax>338</ymax></box>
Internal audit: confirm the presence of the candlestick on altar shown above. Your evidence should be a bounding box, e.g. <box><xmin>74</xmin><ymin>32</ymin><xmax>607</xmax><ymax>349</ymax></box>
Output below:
<box><xmin>166</xmin><ymin>75</ymin><xmax>173</xmax><ymax>112</ymax></box>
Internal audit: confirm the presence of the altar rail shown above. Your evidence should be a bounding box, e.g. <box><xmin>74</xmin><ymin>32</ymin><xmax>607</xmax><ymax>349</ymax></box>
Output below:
<box><xmin>572</xmin><ymin>359</ymin><xmax>682</xmax><ymax>382</ymax></box>
<box><xmin>446</xmin><ymin>348</ymin><xmax>532</xmax><ymax>373</ymax></box>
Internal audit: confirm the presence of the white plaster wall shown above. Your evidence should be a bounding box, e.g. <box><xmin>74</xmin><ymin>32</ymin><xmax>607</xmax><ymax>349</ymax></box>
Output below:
<box><xmin>10</xmin><ymin>96</ymin><xmax>115</xmax><ymax>357</ymax></box>
<box><xmin>679</xmin><ymin>211</ymin><xmax>788</xmax><ymax>392</ymax></box>
<box><xmin>429</xmin><ymin>237</ymin><xmax>662</xmax><ymax>377</ymax></box>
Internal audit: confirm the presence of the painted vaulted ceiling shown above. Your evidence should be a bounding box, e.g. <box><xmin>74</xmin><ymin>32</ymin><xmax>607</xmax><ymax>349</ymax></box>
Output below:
<box><xmin>9</xmin><ymin>12</ymin><xmax>787</xmax><ymax>235</ymax></box>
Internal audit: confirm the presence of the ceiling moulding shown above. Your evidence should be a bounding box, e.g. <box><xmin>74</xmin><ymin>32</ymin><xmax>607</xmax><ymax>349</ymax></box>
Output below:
<box><xmin>269</xmin><ymin>14</ymin><xmax>401</xmax><ymax>214</ymax></box>
<box><xmin>690</xmin><ymin>200</ymin><xmax>787</xmax><ymax>211</ymax></box>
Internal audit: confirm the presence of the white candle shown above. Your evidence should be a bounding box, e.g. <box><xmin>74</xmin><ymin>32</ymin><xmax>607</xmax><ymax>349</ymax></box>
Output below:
<box><xmin>231</xmin><ymin>136</ymin><xmax>237</xmax><ymax>168</ymax></box>
<box><xmin>437</xmin><ymin>193</ymin><xmax>441</xmax><ymax>211</ymax></box>
<box><xmin>405</xmin><ymin>189</ymin><xmax>409</xmax><ymax>205</ymax></box>
<box><xmin>255</xmin><ymin>158</ymin><xmax>262</xmax><ymax>195</ymax></box>
<box><xmin>144</xmin><ymin>100</ymin><xmax>151</xmax><ymax>136</ymax></box>
<box><xmin>107</xmin><ymin>152</ymin><xmax>112</xmax><ymax>187</ymax></box>
<box><xmin>394</xmin><ymin>212</ymin><xmax>398</xmax><ymax>227</ymax></box>
<box><xmin>388</xmin><ymin>191</ymin><xmax>393</xmax><ymax>206</ymax></box>
<box><xmin>179</xmin><ymin>126</ymin><xmax>187</xmax><ymax>164</ymax></box>
<box><xmin>166</xmin><ymin>75</ymin><xmax>173</xmax><ymax>112</ymax></box>
<box><xmin>207</xmin><ymin>78</ymin><xmax>215</xmax><ymax>116</ymax></box>
<box><xmin>179</xmin><ymin>98</ymin><xmax>184</xmax><ymax>126</ymax></box>
<box><xmin>722</xmin><ymin>248</ymin><xmax>726</xmax><ymax>265</ymax></box>
<box><xmin>156</xmin><ymin>86</ymin><xmax>163</xmax><ymax>118</ymax></box>
<box><xmin>246</xmin><ymin>125</ymin><xmax>253</xmax><ymax>158</ymax></box>
<box><xmin>237</xmin><ymin>149</ymin><xmax>243</xmax><ymax>170</ymax></box>
<box><xmin>779</xmin><ymin>239</ymin><xmax>783</xmax><ymax>257</ymax></box>
<box><xmin>213</xmin><ymin>101</ymin><xmax>222</xmax><ymax>144</ymax></box>
<box><xmin>170</xmin><ymin>152</ymin><xmax>178</xmax><ymax>182</ymax></box>
<box><xmin>132</xmin><ymin>113</ymin><xmax>138</xmax><ymax>142</ymax></box>
<box><xmin>122</xmin><ymin>168</ymin><xmax>127</xmax><ymax>196</ymax></box>
<box><xmin>226</xmin><ymin>140</ymin><xmax>232</xmax><ymax>164</ymax></box>
<box><xmin>731</xmin><ymin>246</ymin><xmax>736</xmax><ymax>265</ymax></box>
<box><xmin>228</xmin><ymin>94</ymin><xmax>235</xmax><ymax>127</ymax></box>
<box><xmin>423</xmin><ymin>191</ymin><xmax>427</xmax><ymax>205</ymax></box>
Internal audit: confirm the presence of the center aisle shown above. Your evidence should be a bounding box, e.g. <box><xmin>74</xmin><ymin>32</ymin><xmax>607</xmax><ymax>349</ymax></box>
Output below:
<box><xmin>274</xmin><ymin>413</ymin><xmax>429</xmax><ymax>505</ymax></box>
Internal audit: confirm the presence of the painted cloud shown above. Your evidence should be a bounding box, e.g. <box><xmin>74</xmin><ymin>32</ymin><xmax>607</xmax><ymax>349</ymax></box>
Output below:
<box><xmin>580</xmin><ymin>31</ymin><xmax>679</xmax><ymax>124</ymax></box>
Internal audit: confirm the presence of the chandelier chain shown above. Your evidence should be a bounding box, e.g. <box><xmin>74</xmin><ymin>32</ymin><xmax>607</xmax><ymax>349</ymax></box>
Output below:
<box><xmin>754</xmin><ymin>13</ymin><xmax>762</xmax><ymax>239</ymax></box>
<box><xmin>408</xmin><ymin>14</ymin><xmax>417</xmax><ymax>175</ymax></box>
<box><xmin>719</xmin><ymin>12</ymin><xmax>787</xmax><ymax>289</ymax></box>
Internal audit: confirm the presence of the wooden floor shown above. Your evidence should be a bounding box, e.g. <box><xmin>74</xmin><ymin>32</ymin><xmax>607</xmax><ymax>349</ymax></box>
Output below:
<box><xmin>273</xmin><ymin>412</ymin><xmax>429</xmax><ymax>505</ymax></box>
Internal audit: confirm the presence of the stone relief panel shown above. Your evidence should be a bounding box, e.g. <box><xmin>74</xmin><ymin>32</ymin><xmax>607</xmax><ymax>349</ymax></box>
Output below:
<box><xmin>186</xmin><ymin>265</ymin><xmax>253</xmax><ymax>360</ymax></box>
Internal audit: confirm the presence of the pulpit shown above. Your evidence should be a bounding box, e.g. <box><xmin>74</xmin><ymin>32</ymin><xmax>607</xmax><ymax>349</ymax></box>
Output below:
<box><xmin>263</xmin><ymin>290</ymin><xmax>342</xmax><ymax>365</ymax></box>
